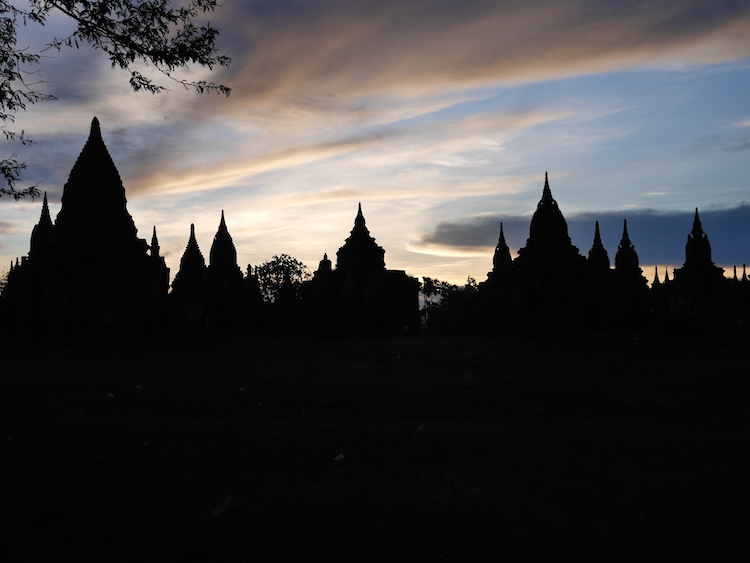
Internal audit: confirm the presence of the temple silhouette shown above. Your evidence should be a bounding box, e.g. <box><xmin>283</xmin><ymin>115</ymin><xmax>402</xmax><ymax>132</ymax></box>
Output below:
<box><xmin>1</xmin><ymin>121</ymin><xmax>747</xmax><ymax>335</ymax></box>
<box><xmin>477</xmin><ymin>173</ymin><xmax>747</xmax><ymax>331</ymax></box>
<box><xmin>2</xmin><ymin>118</ymin><xmax>169</xmax><ymax>332</ymax></box>
<box><xmin>1</xmin><ymin>118</ymin><xmax>419</xmax><ymax>335</ymax></box>
<box><xmin>300</xmin><ymin>203</ymin><xmax>421</xmax><ymax>333</ymax></box>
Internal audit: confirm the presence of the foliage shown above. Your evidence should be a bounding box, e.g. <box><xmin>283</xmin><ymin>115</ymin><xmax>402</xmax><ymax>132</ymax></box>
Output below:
<box><xmin>1</xmin><ymin>0</ymin><xmax>231</xmax><ymax>199</ymax></box>
<box><xmin>253</xmin><ymin>254</ymin><xmax>312</xmax><ymax>303</ymax></box>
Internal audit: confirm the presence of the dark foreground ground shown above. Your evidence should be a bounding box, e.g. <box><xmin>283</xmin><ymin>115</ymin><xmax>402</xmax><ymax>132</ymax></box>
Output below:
<box><xmin>2</xmin><ymin>329</ymin><xmax>748</xmax><ymax>561</ymax></box>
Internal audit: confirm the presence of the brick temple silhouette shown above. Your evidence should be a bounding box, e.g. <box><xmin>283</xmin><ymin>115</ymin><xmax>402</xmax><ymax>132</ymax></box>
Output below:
<box><xmin>1</xmin><ymin>118</ymin><xmax>419</xmax><ymax>335</ymax></box>
<box><xmin>477</xmin><ymin>173</ymin><xmax>748</xmax><ymax>330</ymax></box>
<box><xmin>1</xmin><ymin>119</ymin><xmax>747</xmax><ymax>335</ymax></box>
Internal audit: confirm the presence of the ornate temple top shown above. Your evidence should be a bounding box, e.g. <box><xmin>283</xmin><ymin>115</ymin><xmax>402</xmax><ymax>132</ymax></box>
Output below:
<box><xmin>653</xmin><ymin>266</ymin><xmax>661</xmax><ymax>286</ymax></box>
<box><xmin>528</xmin><ymin>172</ymin><xmax>570</xmax><ymax>246</ymax></box>
<box><xmin>316</xmin><ymin>253</ymin><xmax>333</xmax><ymax>276</ymax></box>
<box><xmin>587</xmin><ymin>221</ymin><xmax>610</xmax><ymax>271</ymax></box>
<box><xmin>684</xmin><ymin>208</ymin><xmax>714</xmax><ymax>268</ymax></box>
<box><xmin>209</xmin><ymin>210</ymin><xmax>238</xmax><ymax>269</ymax></box>
<box><xmin>335</xmin><ymin>203</ymin><xmax>386</xmax><ymax>276</ymax></box>
<box><xmin>614</xmin><ymin>219</ymin><xmax>639</xmax><ymax>271</ymax></box>
<box><xmin>29</xmin><ymin>192</ymin><xmax>53</xmax><ymax>258</ymax></box>
<box><xmin>171</xmin><ymin>223</ymin><xmax>206</xmax><ymax>294</ymax></box>
<box><xmin>54</xmin><ymin>117</ymin><xmax>144</xmax><ymax>256</ymax></box>
<box><xmin>150</xmin><ymin>226</ymin><xmax>161</xmax><ymax>258</ymax></box>
<box><xmin>491</xmin><ymin>222</ymin><xmax>512</xmax><ymax>273</ymax></box>
<box><xmin>514</xmin><ymin>173</ymin><xmax>584</xmax><ymax>269</ymax></box>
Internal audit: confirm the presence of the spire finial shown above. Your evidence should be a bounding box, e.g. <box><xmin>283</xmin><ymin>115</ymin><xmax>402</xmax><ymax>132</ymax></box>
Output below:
<box><xmin>190</xmin><ymin>223</ymin><xmax>196</xmax><ymax>237</ymax></box>
<box><xmin>354</xmin><ymin>202</ymin><xmax>366</xmax><ymax>228</ymax></box>
<box><xmin>89</xmin><ymin>116</ymin><xmax>102</xmax><ymax>141</ymax></box>
<box><xmin>540</xmin><ymin>171</ymin><xmax>554</xmax><ymax>206</ymax></box>
<box><xmin>150</xmin><ymin>226</ymin><xmax>160</xmax><ymax>258</ymax></box>
<box><xmin>39</xmin><ymin>191</ymin><xmax>51</xmax><ymax>222</ymax></box>
<box><xmin>653</xmin><ymin>266</ymin><xmax>660</xmax><ymax>285</ymax></box>
<box><xmin>692</xmin><ymin>207</ymin><xmax>703</xmax><ymax>235</ymax></box>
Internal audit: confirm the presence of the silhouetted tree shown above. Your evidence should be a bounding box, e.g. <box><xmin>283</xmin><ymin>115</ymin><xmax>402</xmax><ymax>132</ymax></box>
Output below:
<box><xmin>1</xmin><ymin>0</ymin><xmax>231</xmax><ymax>199</ymax></box>
<box><xmin>422</xmin><ymin>276</ymin><xmax>436</xmax><ymax>309</ymax></box>
<box><xmin>254</xmin><ymin>254</ymin><xmax>312</xmax><ymax>303</ymax></box>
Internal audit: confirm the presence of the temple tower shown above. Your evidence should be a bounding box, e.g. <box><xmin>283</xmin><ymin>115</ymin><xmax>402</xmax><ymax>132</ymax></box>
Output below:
<box><xmin>587</xmin><ymin>221</ymin><xmax>610</xmax><ymax>272</ymax></box>
<box><xmin>514</xmin><ymin>173</ymin><xmax>586</xmax><ymax>271</ymax></box>
<box><xmin>335</xmin><ymin>203</ymin><xmax>386</xmax><ymax>288</ymax></box>
<box><xmin>3</xmin><ymin>117</ymin><xmax>169</xmax><ymax>332</ymax></box>
<box><xmin>613</xmin><ymin>219</ymin><xmax>648</xmax><ymax>290</ymax></box>
<box><xmin>673</xmin><ymin>209</ymin><xmax>726</xmax><ymax>291</ymax></box>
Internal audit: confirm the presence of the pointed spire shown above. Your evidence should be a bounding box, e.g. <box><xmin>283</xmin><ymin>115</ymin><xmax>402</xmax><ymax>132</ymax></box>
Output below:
<box><xmin>54</xmin><ymin>117</ymin><xmax>140</xmax><ymax>253</ymax></box>
<box><xmin>540</xmin><ymin>171</ymin><xmax>553</xmax><ymax>205</ymax></box>
<box><xmin>29</xmin><ymin>191</ymin><xmax>54</xmax><ymax>257</ymax></box>
<box><xmin>171</xmin><ymin>223</ymin><xmax>206</xmax><ymax>294</ymax></box>
<box><xmin>621</xmin><ymin>219</ymin><xmax>631</xmax><ymax>246</ymax></box>
<box><xmin>336</xmin><ymin>202</ymin><xmax>386</xmax><ymax>274</ymax></box>
<box><xmin>491</xmin><ymin>222</ymin><xmax>513</xmax><ymax>273</ymax></box>
<box><xmin>587</xmin><ymin>221</ymin><xmax>610</xmax><ymax>271</ymax></box>
<box><xmin>615</xmin><ymin>219</ymin><xmax>640</xmax><ymax>272</ymax></box>
<box><xmin>743</xmin><ymin>264</ymin><xmax>748</xmax><ymax>283</ymax></box>
<box><xmin>354</xmin><ymin>202</ymin><xmax>366</xmax><ymax>229</ymax></box>
<box><xmin>677</xmin><ymin>206</ymin><xmax>724</xmax><ymax>285</ymax></box>
<box><xmin>653</xmin><ymin>266</ymin><xmax>661</xmax><ymax>286</ymax></box>
<box><xmin>209</xmin><ymin>211</ymin><xmax>238</xmax><ymax>269</ymax></box>
<box><xmin>733</xmin><ymin>265</ymin><xmax>739</xmax><ymax>281</ymax></box>
<box><xmin>40</xmin><ymin>192</ymin><xmax>51</xmax><ymax>223</ymax></box>
<box><xmin>692</xmin><ymin>208</ymin><xmax>702</xmax><ymax>234</ymax></box>
<box><xmin>150</xmin><ymin>226</ymin><xmax>160</xmax><ymax>258</ymax></box>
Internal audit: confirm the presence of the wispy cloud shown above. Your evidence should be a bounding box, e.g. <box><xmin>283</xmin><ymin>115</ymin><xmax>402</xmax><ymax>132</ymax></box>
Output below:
<box><xmin>209</xmin><ymin>0</ymin><xmax>750</xmax><ymax>110</ymax></box>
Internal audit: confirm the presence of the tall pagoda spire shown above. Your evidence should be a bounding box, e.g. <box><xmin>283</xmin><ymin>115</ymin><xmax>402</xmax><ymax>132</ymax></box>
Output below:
<box><xmin>587</xmin><ymin>221</ymin><xmax>610</xmax><ymax>271</ymax></box>
<box><xmin>673</xmin><ymin>207</ymin><xmax>725</xmax><ymax>288</ymax></box>
<box><xmin>53</xmin><ymin>117</ymin><xmax>144</xmax><ymax>256</ymax></box>
<box><xmin>614</xmin><ymin>219</ymin><xmax>639</xmax><ymax>271</ymax></box>
<box><xmin>150</xmin><ymin>226</ymin><xmax>161</xmax><ymax>258</ymax></box>
<box><xmin>354</xmin><ymin>202</ymin><xmax>366</xmax><ymax>229</ymax></box>
<box><xmin>335</xmin><ymin>203</ymin><xmax>386</xmax><ymax>276</ymax></box>
<box><xmin>612</xmin><ymin>219</ymin><xmax>647</xmax><ymax>291</ymax></box>
<box><xmin>514</xmin><ymin>172</ymin><xmax>584</xmax><ymax>270</ymax></box>
<box><xmin>653</xmin><ymin>266</ymin><xmax>661</xmax><ymax>286</ymax></box>
<box><xmin>171</xmin><ymin>223</ymin><xmax>206</xmax><ymax>295</ymax></box>
<box><xmin>491</xmin><ymin>222</ymin><xmax>513</xmax><ymax>273</ymax></box>
<box><xmin>209</xmin><ymin>210</ymin><xmax>238</xmax><ymax>269</ymax></box>
<box><xmin>684</xmin><ymin>208</ymin><xmax>714</xmax><ymax>268</ymax></box>
<box><xmin>29</xmin><ymin>191</ymin><xmax>54</xmax><ymax>258</ymax></box>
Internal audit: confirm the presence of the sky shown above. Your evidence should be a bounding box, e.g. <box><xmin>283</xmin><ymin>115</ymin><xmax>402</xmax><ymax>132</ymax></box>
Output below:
<box><xmin>2</xmin><ymin>0</ymin><xmax>750</xmax><ymax>286</ymax></box>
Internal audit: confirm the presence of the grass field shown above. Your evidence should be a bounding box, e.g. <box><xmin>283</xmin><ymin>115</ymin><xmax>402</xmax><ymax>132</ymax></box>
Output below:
<box><xmin>3</xmin><ymin>329</ymin><xmax>748</xmax><ymax>561</ymax></box>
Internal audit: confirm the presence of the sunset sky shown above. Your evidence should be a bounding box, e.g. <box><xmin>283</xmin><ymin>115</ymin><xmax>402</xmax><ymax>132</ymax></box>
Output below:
<box><xmin>2</xmin><ymin>1</ymin><xmax>750</xmax><ymax>286</ymax></box>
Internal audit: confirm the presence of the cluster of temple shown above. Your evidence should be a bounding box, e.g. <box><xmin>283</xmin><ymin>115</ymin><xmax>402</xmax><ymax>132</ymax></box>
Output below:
<box><xmin>475</xmin><ymin>173</ymin><xmax>748</xmax><ymax>329</ymax></box>
<box><xmin>0</xmin><ymin>118</ymin><xmax>420</xmax><ymax>335</ymax></box>
<box><xmin>2</xmin><ymin>119</ymin><xmax>747</xmax><ymax>335</ymax></box>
